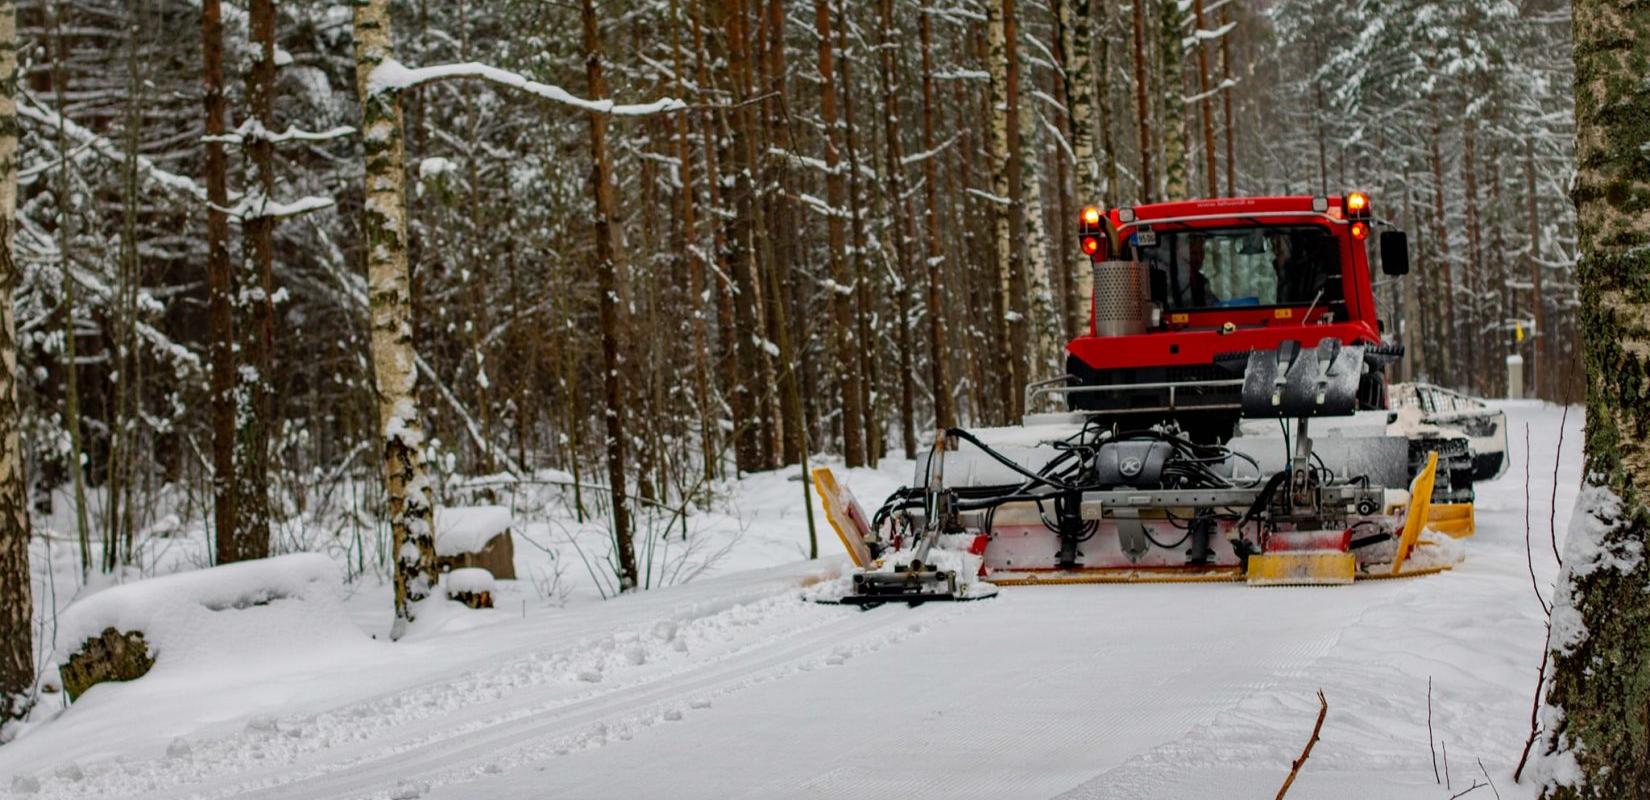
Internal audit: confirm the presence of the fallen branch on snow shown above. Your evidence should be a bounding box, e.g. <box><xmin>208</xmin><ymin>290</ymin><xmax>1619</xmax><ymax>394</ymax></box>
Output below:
<box><xmin>1275</xmin><ymin>689</ymin><xmax>1327</xmax><ymax>800</ymax></box>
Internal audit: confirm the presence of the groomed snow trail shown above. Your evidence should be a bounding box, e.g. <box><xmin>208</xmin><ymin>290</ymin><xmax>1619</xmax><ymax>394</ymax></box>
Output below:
<box><xmin>0</xmin><ymin>402</ymin><xmax>1575</xmax><ymax>799</ymax></box>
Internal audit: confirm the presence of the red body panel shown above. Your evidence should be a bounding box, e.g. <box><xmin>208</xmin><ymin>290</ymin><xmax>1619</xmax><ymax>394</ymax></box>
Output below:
<box><xmin>1068</xmin><ymin>195</ymin><xmax>1384</xmax><ymax>372</ymax></box>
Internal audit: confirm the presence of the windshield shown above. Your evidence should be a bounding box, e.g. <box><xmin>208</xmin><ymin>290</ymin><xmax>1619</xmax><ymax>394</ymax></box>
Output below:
<box><xmin>1131</xmin><ymin>225</ymin><xmax>1344</xmax><ymax>312</ymax></box>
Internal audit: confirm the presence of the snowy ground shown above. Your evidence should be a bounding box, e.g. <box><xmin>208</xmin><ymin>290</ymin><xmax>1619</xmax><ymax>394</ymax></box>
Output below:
<box><xmin>0</xmin><ymin>402</ymin><xmax>1578</xmax><ymax>799</ymax></box>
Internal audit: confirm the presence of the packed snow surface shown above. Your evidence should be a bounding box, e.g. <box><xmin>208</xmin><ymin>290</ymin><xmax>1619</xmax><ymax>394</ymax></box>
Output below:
<box><xmin>0</xmin><ymin>402</ymin><xmax>1579</xmax><ymax>799</ymax></box>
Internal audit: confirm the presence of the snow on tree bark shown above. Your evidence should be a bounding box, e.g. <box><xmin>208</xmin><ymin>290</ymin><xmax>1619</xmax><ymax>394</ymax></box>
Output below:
<box><xmin>0</xmin><ymin>0</ymin><xmax>29</xmax><ymax>738</ymax></box>
<box><xmin>1537</xmin><ymin>2</ymin><xmax>1650</xmax><ymax>795</ymax></box>
<box><xmin>352</xmin><ymin>0</ymin><xmax>440</xmax><ymax>637</ymax></box>
<box><xmin>234</xmin><ymin>0</ymin><xmax>277</xmax><ymax>562</ymax></box>
<box><xmin>1156</xmin><ymin>0</ymin><xmax>1187</xmax><ymax>201</ymax></box>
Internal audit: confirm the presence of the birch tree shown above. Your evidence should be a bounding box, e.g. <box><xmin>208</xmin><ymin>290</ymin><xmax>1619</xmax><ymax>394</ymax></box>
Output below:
<box><xmin>1537</xmin><ymin>2</ymin><xmax>1650</xmax><ymax>795</ymax></box>
<box><xmin>353</xmin><ymin>0</ymin><xmax>438</xmax><ymax>637</ymax></box>
<box><xmin>0</xmin><ymin>0</ymin><xmax>29</xmax><ymax>739</ymax></box>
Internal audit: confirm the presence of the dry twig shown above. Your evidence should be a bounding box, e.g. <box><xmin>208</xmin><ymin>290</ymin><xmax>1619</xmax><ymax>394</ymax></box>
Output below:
<box><xmin>1450</xmin><ymin>780</ymin><xmax>1486</xmax><ymax>799</ymax></box>
<box><xmin>1275</xmin><ymin>689</ymin><xmax>1328</xmax><ymax>800</ymax></box>
<box><xmin>1524</xmin><ymin>425</ymin><xmax>1550</xmax><ymax>615</ymax></box>
<box><xmin>1478</xmin><ymin>757</ymin><xmax>1501</xmax><ymax>799</ymax></box>
<box><xmin>1549</xmin><ymin>406</ymin><xmax>1568</xmax><ymax>567</ymax></box>
<box><xmin>1429</xmin><ymin>676</ymin><xmax>1441</xmax><ymax>783</ymax></box>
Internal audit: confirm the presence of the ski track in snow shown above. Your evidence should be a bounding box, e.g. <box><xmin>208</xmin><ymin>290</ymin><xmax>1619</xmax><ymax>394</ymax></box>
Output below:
<box><xmin>0</xmin><ymin>402</ymin><xmax>1578</xmax><ymax>800</ymax></box>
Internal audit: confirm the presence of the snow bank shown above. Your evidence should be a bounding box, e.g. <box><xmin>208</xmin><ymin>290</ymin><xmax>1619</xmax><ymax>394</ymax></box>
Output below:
<box><xmin>53</xmin><ymin>554</ymin><xmax>342</xmax><ymax>664</ymax></box>
<box><xmin>435</xmin><ymin>506</ymin><xmax>512</xmax><ymax>557</ymax></box>
<box><xmin>46</xmin><ymin>554</ymin><xmax>366</xmax><ymax>710</ymax></box>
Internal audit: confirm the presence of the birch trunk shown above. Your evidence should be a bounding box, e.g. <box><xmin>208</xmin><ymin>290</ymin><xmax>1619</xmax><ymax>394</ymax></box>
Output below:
<box><xmin>0</xmin><ymin>0</ymin><xmax>31</xmax><ymax>737</ymax></box>
<box><xmin>1538</xmin><ymin>5</ymin><xmax>1650</xmax><ymax>794</ymax></box>
<box><xmin>1062</xmin><ymin>0</ymin><xmax>1097</xmax><ymax>198</ymax></box>
<box><xmin>987</xmin><ymin>0</ymin><xmax>1016</xmax><ymax>421</ymax></box>
<box><xmin>1157</xmin><ymin>0</ymin><xmax>1187</xmax><ymax>201</ymax></box>
<box><xmin>353</xmin><ymin>0</ymin><xmax>440</xmax><ymax>637</ymax></box>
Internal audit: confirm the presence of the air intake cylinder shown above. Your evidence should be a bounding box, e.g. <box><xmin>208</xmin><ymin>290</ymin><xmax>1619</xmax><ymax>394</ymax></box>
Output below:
<box><xmin>1092</xmin><ymin>260</ymin><xmax>1150</xmax><ymax>337</ymax></box>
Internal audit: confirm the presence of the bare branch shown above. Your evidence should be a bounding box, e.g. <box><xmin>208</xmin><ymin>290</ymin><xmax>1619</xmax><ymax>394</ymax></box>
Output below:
<box><xmin>1275</xmin><ymin>689</ymin><xmax>1328</xmax><ymax>800</ymax></box>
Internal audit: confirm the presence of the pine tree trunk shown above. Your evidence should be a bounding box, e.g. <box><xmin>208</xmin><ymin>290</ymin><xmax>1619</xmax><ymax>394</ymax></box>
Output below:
<box><xmin>203</xmin><ymin>0</ymin><xmax>239</xmax><ymax>564</ymax></box>
<box><xmin>581</xmin><ymin>0</ymin><xmax>639</xmax><ymax>591</ymax></box>
<box><xmin>1190</xmin><ymin>0</ymin><xmax>1218</xmax><ymax>198</ymax></box>
<box><xmin>353</xmin><ymin>0</ymin><xmax>440</xmax><ymax>637</ymax></box>
<box><xmin>874</xmin><ymin>0</ymin><xmax>917</xmax><ymax>455</ymax></box>
<box><xmin>1462</xmin><ymin>122</ymin><xmax>1484</xmax><ymax>395</ymax></box>
<box><xmin>671</xmin><ymin>0</ymin><xmax>717</xmax><ymax>482</ymax></box>
<box><xmin>1426</xmin><ymin>99</ymin><xmax>1456</xmax><ymax>384</ymax></box>
<box><xmin>1524</xmin><ymin>137</ymin><xmax>1546</xmax><ymax>399</ymax></box>
<box><xmin>235</xmin><ymin>0</ymin><xmax>277</xmax><ymax>561</ymax></box>
<box><xmin>718</xmin><ymin>0</ymin><xmax>772</xmax><ymax>474</ymax></box>
<box><xmin>1218</xmin><ymin>2</ymin><xmax>1236</xmax><ymax>196</ymax></box>
<box><xmin>917</xmin><ymin>0</ymin><xmax>954</xmax><ymax>431</ymax></box>
<box><xmin>812</xmin><ymin>0</ymin><xmax>865</xmax><ymax>466</ymax></box>
<box><xmin>1130</xmin><ymin>0</ymin><xmax>1155</xmax><ymax>203</ymax></box>
<box><xmin>836</xmin><ymin>0</ymin><xmax>879</xmax><ymax>463</ymax></box>
<box><xmin>1538</xmin><ymin>4</ymin><xmax>1650</xmax><ymax>795</ymax></box>
<box><xmin>0</xmin><ymin>0</ymin><xmax>31</xmax><ymax>737</ymax></box>
<box><xmin>52</xmin><ymin>6</ymin><xmax>91</xmax><ymax>573</ymax></box>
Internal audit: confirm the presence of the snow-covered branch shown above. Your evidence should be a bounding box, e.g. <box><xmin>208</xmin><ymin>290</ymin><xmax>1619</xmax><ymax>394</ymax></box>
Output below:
<box><xmin>202</xmin><ymin>119</ymin><xmax>357</xmax><ymax>146</ymax></box>
<box><xmin>18</xmin><ymin>93</ymin><xmax>211</xmax><ymax>204</ymax></box>
<box><xmin>367</xmin><ymin>59</ymin><xmax>685</xmax><ymax>116</ymax></box>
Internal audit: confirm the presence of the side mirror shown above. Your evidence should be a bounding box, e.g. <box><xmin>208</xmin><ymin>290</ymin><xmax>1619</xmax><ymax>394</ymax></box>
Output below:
<box><xmin>1379</xmin><ymin>230</ymin><xmax>1410</xmax><ymax>276</ymax></box>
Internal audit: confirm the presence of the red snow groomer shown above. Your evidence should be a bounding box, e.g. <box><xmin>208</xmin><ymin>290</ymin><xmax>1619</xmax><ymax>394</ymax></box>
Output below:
<box><xmin>814</xmin><ymin>193</ymin><xmax>1477</xmax><ymax>607</ymax></box>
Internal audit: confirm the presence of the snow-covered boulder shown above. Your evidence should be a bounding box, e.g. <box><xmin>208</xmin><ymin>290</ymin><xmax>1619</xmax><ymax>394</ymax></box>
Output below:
<box><xmin>53</xmin><ymin>554</ymin><xmax>348</xmax><ymax>701</ymax></box>
<box><xmin>435</xmin><ymin>505</ymin><xmax>516</xmax><ymax>580</ymax></box>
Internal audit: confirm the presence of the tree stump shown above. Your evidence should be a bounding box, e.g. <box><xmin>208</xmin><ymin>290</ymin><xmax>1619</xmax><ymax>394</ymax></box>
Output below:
<box><xmin>446</xmin><ymin>568</ymin><xmax>495</xmax><ymax>609</ymax></box>
<box><xmin>59</xmin><ymin>628</ymin><xmax>154</xmax><ymax>702</ymax></box>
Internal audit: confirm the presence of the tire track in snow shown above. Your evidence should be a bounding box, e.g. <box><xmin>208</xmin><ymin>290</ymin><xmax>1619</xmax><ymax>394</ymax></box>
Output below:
<box><xmin>191</xmin><ymin>601</ymin><xmax>953</xmax><ymax>800</ymax></box>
